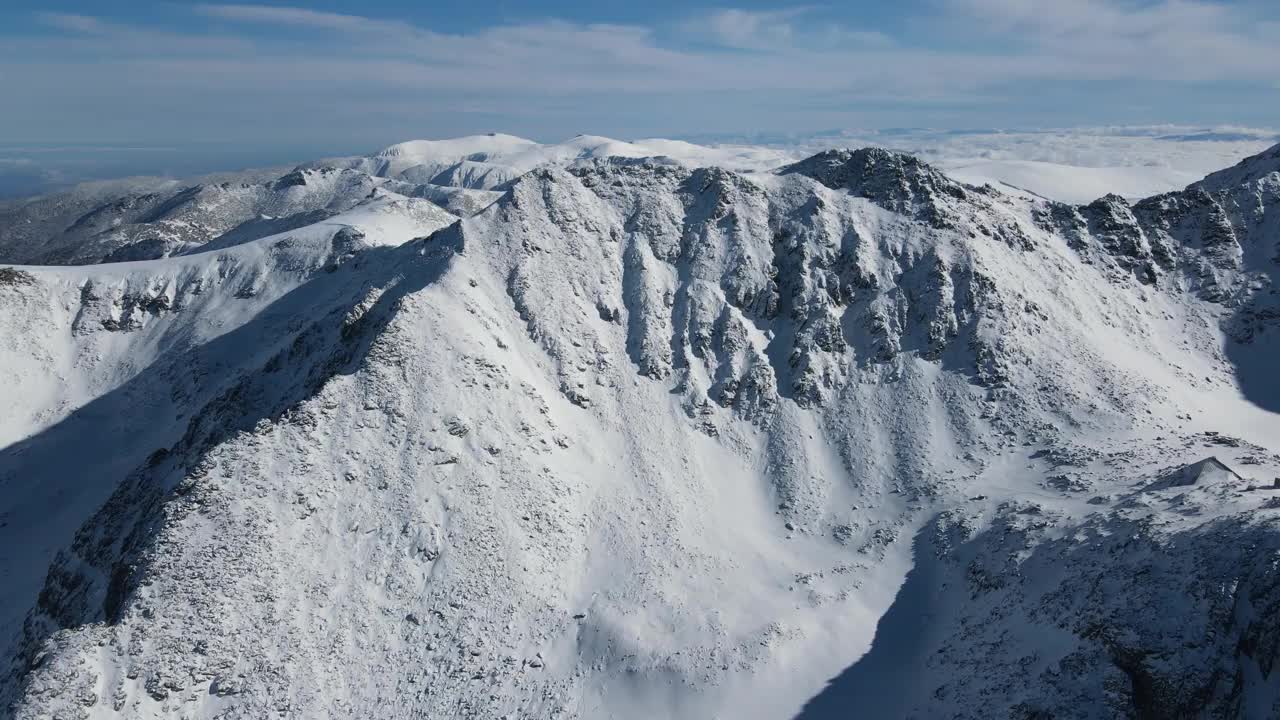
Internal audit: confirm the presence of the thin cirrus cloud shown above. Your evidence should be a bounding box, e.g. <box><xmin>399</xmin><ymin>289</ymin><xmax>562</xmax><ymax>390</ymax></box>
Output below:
<box><xmin>940</xmin><ymin>0</ymin><xmax>1280</xmax><ymax>81</ymax></box>
<box><xmin>682</xmin><ymin>7</ymin><xmax>896</xmax><ymax>51</ymax></box>
<box><xmin>28</xmin><ymin>11</ymin><xmax>253</xmax><ymax>54</ymax></box>
<box><xmin>0</xmin><ymin>2</ymin><xmax>1276</xmax><ymax>144</ymax></box>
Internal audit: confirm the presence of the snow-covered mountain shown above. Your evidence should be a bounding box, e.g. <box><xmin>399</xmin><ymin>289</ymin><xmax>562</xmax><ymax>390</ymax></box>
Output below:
<box><xmin>0</xmin><ymin>135</ymin><xmax>795</xmax><ymax>267</ymax></box>
<box><xmin>1</xmin><ymin>135</ymin><xmax>1279</xmax><ymax>719</ymax></box>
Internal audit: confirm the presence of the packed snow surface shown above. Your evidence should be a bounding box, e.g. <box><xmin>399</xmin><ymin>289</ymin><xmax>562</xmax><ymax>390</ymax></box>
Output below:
<box><xmin>0</xmin><ymin>134</ymin><xmax>1279</xmax><ymax>719</ymax></box>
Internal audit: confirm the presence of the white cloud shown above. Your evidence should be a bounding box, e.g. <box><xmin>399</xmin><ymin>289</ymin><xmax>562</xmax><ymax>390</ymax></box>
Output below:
<box><xmin>28</xmin><ymin>10</ymin><xmax>252</xmax><ymax>54</ymax></box>
<box><xmin>0</xmin><ymin>3</ymin><xmax>1277</xmax><ymax>143</ymax></box>
<box><xmin>34</xmin><ymin>13</ymin><xmax>109</xmax><ymax>34</ymax></box>
<box><xmin>683</xmin><ymin>8</ymin><xmax>894</xmax><ymax>50</ymax></box>
<box><xmin>697</xmin><ymin>9</ymin><xmax>800</xmax><ymax>48</ymax></box>
<box><xmin>941</xmin><ymin>0</ymin><xmax>1280</xmax><ymax>82</ymax></box>
<box><xmin>13</xmin><ymin>3</ymin><xmax>1276</xmax><ymax>91</ymax></box>
<box><xmin>194</xmin><ymin>4</ymin><xmax>427</xmax><ymax>37</ymax></box>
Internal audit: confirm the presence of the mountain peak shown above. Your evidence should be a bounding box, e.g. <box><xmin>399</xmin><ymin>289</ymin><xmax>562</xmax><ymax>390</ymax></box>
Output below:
<box><xmin>1194</xmin><ymin>141</ymin><xmax>1280</xmax><ymax>192</ymax></box>
<box><xmin>779</xmin><ymin>147</ymin><xmax>953</xmax><ymax>186</ymax></box>
<box><xmin>778</xmin><ymin>147</ymin><xmax>969</xmax><ymax>223</ymax></box>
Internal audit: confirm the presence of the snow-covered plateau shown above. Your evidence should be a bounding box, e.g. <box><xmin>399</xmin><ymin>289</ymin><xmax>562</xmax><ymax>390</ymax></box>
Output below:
<box><xmin>1</xmin><ymin>134</ymin><xmax>1279</xmax><ymax>719</ymax></box>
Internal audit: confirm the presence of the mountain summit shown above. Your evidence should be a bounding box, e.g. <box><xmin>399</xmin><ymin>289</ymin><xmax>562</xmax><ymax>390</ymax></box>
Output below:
<box><xmin>1</xmin><ymin>137</ymin><xmax>1279</xmax><ymax>719</ymax></box>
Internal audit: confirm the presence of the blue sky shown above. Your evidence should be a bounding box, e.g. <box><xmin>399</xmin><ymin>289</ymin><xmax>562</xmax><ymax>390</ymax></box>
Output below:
<box><xmin>0</xmin><ymin>1</ymin><xmax>1277</xmax><ymax>158</ymax></box>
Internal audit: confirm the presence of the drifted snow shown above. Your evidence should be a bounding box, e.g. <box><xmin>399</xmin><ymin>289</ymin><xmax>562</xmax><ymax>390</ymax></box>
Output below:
<box><xmin>0</xmin><ymin>140</ymin><xmax>1278</xmax><ymax>719</ymax></box>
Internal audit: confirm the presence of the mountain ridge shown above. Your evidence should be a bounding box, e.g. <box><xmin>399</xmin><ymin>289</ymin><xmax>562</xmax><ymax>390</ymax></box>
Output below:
<box><xmin>1</xmin><ymin>139</ymin><xmax>1279</xmax><ymax>719</ymax></box>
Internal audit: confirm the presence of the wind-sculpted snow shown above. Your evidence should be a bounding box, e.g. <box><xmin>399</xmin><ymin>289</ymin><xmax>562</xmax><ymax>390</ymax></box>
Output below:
<box><xmin>1</xmin><ymin>143</ymin><xmax>1279</xmax><ymax>719</ymax></box>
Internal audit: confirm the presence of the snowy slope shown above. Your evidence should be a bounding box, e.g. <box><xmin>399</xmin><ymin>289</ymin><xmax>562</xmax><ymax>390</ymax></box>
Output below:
<box><xmin>0</xmin><ymin>169</ymin><xmax>458</xmax><ymax>265</ymax></box>
<box><xmin>0</xmin><ymin>141</ymin><xmax>1279</xmax><ymax>719</ymax></box>
<box><xmin>6</xmin><ymin>132</ymin><xmax>1269</xmax><ymax>268</ymax></box>
<box><xmin>942</xmin><ymin>158</ymin><xmax>1207</xmax><ymax>203</ymax></box>
<box><xmin>0</xmin><ymin>197</ymin><xmax>457</xmax><ymax>653</ymax></box>
<box><xmin>0</xmin><ymin>135</ymin><xmax>794</xmax><ymax>267</ymax></box>
<box><xmin>311</xmin><ymin>133</ymin><xmax>803</xmax><ymax>191</ymax></box>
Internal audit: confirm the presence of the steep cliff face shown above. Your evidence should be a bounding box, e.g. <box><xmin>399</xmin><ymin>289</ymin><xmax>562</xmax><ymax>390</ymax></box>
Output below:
<box><xmin>1</xmin><ymin>144</ymin><xmax>1279</xmax><ymax>720</ymax></box>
